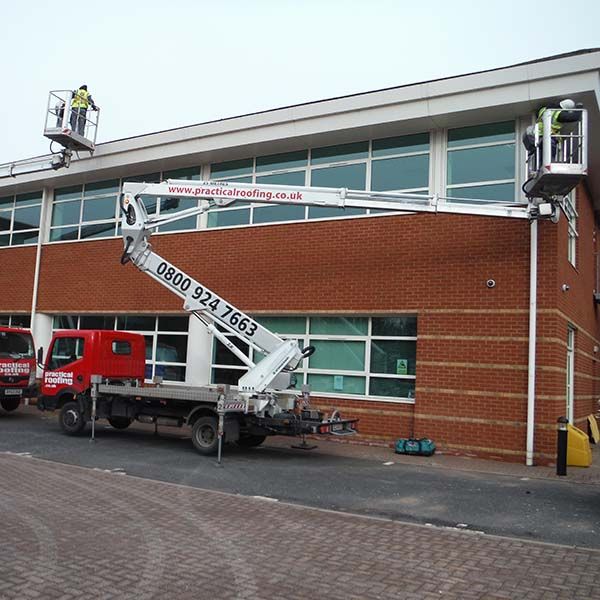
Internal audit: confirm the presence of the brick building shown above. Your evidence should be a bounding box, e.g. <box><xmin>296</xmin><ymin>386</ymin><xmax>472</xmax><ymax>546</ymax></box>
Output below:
<box><xmin>2</xmin><ymin>49</ymin><xmax>600</xmax><ymax>464</ymax></box>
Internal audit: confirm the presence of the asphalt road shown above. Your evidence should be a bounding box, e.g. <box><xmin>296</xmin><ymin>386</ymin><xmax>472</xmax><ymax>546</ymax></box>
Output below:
<box><xmin>1</xmin><ymin>407</ymin><xmax>599</xmax><ymax>549</ymax></box>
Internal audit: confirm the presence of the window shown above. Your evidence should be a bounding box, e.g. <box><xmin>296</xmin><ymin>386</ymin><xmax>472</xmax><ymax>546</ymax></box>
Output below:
<box><xmin>49</xmin><ymin>168</ymin><xmax>201</xmax><ymax>243</ymax></box>
<box><xmin>48</xmin><ymin>337</ymin><xmax>85</xmax><ymax>370</ymax></box>
<box><xmin>52</xmin><ymin>314</ymin><xmax>190</xmax><ymax>382</ymax></box>
<box><xmin>51</xmin><ymin>180</ymin><xmax>119</xmax><ymax>242</ymax></box>
<box><xmin>0</xmin><ymin>330</ymin><xmax>34</xmax><ymax>358</ymax></box>
<box><xmin>565</xmin><ymin>191</ymin><xmax>578</xmax><ymax>266</ymax></box>
<box><xmin>208</xmin><ymin>135</ymin><xmax>430</xmax><ymax>228</ymax></box>
<box><xmin>112</xmin><ymin>341</ymin><xmax>131</xmax><ymax>355</ymax></box>
<box><xmin>0</xmin><ymin>315</ymin><xmax>31</xmax><ymax>328</ymax></box>
<box><xmin>0</xmin><ymin>191</ymin><xmax>42</xmax><ymax>247</ymax></box>
<box><xmin>446</xmin><ymin>121</ymin><xmax>516</xmax><ymax>202</ymax></box>
<box><xmin>210</xmin><ymin>315</ymin><xmax>417</xmax><ymax>401</ymax></box>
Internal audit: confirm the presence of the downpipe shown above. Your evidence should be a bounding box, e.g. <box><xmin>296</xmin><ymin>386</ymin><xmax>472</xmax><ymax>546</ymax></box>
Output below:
<box><xmin>526</xmin><ymin>219</ymin><xmax>538</xmax><ymax>466</ymax></box>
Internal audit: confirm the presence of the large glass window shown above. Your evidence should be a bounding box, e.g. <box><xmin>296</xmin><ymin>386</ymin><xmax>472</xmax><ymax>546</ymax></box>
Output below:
<box><xmin>52</xmin><ymin>314</ymin><xmax>189</xmax><ymax>383</ymax></box>
<box><xmin>49</xmin><ymin>167</ymin><xmax>201</xmax><ymax>243</ymax></box>
<box><xmin>446</xmin><ymin>121</ymin><xmax>516</xmax><ymax>202</ymax></box>
<box><xmin>0</xmin><ymin>191</ymin><xmax>42</xmax><ymax>247</ymax></box>
<box><xmin>208</xmin><ymin>135</ymin><xmax>431</xmax><ymax>228</ymax></box>
<box><xmin>210</xmin><ymin>315</ymin><xmax>417</xmax><ymax>401</ymax></box>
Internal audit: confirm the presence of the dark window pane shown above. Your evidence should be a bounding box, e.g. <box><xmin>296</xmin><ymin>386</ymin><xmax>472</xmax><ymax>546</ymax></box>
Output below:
<box><xmin>117</xmin><ymin>316</ymin><xmax>155</xmax><ymax>331</ymax></box>
<box><xmin>211</xmin><ymin>158</ymin><xmax>253</xmax><ymax>178</ymax></box>
<box><xmin>370</xmin><ymin>340</ymin><xmax>416</xmax><ymax>375</ymax></box>
<box><xmin>0</xmin><ymin>234</ymin><xmax>9</xmax><ymax>247</ymax></box>
<box><xmin>371</xmin><ymin>154</ymin><xmax>429</xmax><ymax>191</ymax></box>
<box><xmin>0</xmin><ymin>196</ymin><xmax>13</xmax><ymax>208</ymax></box>
<box><xmin>79</xmin><ymin>222</ymin><xmax>116</xmax><ymax>239</ymax></box>
<box><xmin>145</xmin><ymin>363</ymin><xmax>154</xmax><ymax>379</ymax></box>
<box><xmin>256</xmin><ymin>150</ymin><xmax>308</xmax><ymax>172</ymax></box>
<box><xmin>207</xmin><ymin>208</ymin><xmax>250</xmax><ymax>228</ymax></box>
<box><xmin>84</xmin><ymin>179</ymin><xmax>119</xmax><ymax>197</ymax></box>
<box><xmin>307</xmin><ymin>373</ymin><xmax>365</xmax><ymax>394</ymax></box>
<box><xmin>13</xmin><ymin>206</ymin><xmax>41</xmax><ymax>230</ymax></box>
<box><xmin>50</xmin><ymin>226</ymin><xmax>79</xmax><ymax>242</ymax></box>
<box><xmin>79</xmin><ymin>316</ymin><xmax>115</xmax><ymax>330</ymax></box>
<box><xmin>447</xmin><ymin>183</ymin><xmax>515</xmax><ymax>203</ymax></box>
<box><xmin>163</xmin><ymin>167</ymin><xmax>201</xmax><ymax>180</ymax></box>
<box><xmin>155</xmin><ymin>364</ymin><xmax>186</xmax><ymax>382</ymax></box>
<box><xmin>53</xmin><ymin>315</ymin><xmax>78</xmax><ymax>329</ymax></box>
<box><xmin>55</xmin><ymin>186</ymin><xmax>82</xmax><ymax>201</ymax></box>
<box><xmin>447</xmin><ymin>144</ymin><xmax>515</xmax><ymax>185</ymax></box>
<box><xmin>112</xmin><ymin>341</ymin><xmax>131</xmax><ymax>355</ymax></box>
<box><xmin>158</xmin><ymin>316</ymin><xmax>189</xmax><ymax>332</ymax></box>
<box><xmin>52</xmin><ymin>200</ymin><xmax>81</xmax><ymax>226</ymax></box>
<box><xmin>372</xmin><ymin>316</ymin><xmax>417</xmax><ymax>337</ymax></box>
<box><xmin>372</xmin><ymin>133</ymin><xmax>429</xmax><ymax>157</ymax></box>
<box><xmin>144</xmin><ymin>336</ymin><xmax>153</xmax><ymax>361</ymax></box>
<box><xmin>126</xmin><ymin>172</ymin><xmax>161</xmax><ymax>184</ymax></box>
<box><xmin>310</xmin><ymin>317</ymin><xmax>368</xmax><ymax>335</ymax></box>
<box><xmin>156</xmin><ymin>334</ymin><xmax>187</xmax><ymax>363</ymax></box>
<box><xmin>369</xmin><ymin>377</ymin><xmax>415</xmax><ymax>398</ymax></box>
<box><xmin>12</xmin><ymin>315</ymin><xmax>31</xmax><ymax>328</ymax></box>
<box><xmin>158</xmin><ymin>215</ymin><xmax>197</xmax><ymax>233</ymax></box>
<box><xmin>311</xmin><ymin>142</ymin><xmax>368</xmax><ymax>165</ymax></box>
<box><xmin>0</xmin><ymin>212</ymin><xmax>11</xmax><ymax>232</ymax></box>
<box><xmin>11</xmin><ymin>232</ymin><xmax>38</xmax><ymax>245</ymax></box>
<box><xmin>448</xmin><ymin>121</ymin><xmax>515</xmax><ymax>148</ymax></box>
<box><xmin>15</xmin><ymin>191</ymin><xmax>42</xmax><ymax>207</ymax></box>
<box><xmin>82</xmin><ymin>197</ymin><xmax>117</xmax><ymax>222</ymax></box>
<box><xmin>213</xmin><ymin>337</ymin><xmax>249</xmax><ymax>366</ymax></box>
<box><xmin>211</xmin><ymin>367</ymin><xmax>244</xmax><ymax>385</ymax></box>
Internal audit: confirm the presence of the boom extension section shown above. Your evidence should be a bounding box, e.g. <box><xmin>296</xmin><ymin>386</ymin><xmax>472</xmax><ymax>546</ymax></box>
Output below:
<box><xmin>120</xmin><ymin>178</ymin><xmax>550</xmax><ymax>399</ymax></box>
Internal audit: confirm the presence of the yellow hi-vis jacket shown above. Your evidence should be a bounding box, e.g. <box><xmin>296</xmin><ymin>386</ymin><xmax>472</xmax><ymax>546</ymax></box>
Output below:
<box><xmin>71</xmin><ymin>89</ymin><xmax>91</xmax><ymax>109</ymax></box>
<box><xmin>536</xmin><ymin>107</ymin><xmax>562</xmax><ymax>136</ymax></box>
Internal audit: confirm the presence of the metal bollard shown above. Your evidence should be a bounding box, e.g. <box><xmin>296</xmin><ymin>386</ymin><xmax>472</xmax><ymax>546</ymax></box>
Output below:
<box><xmin>556</xmin><ymin>416</ymin><xmax>568</xmax><ymax>476</ymax></box>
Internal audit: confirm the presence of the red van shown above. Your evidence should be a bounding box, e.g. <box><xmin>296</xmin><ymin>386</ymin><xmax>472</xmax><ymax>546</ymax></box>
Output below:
<box><xmin>0</xmin><ymin>327</ymin><xmax>37</xmax><ymax>412</ymax></box>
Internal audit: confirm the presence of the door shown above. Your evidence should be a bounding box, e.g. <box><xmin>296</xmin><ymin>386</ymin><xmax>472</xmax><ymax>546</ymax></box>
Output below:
<box><xmin>566</xmin><ymin>327</ymin><xmax>575</xmax><ymax>424</ymax></box>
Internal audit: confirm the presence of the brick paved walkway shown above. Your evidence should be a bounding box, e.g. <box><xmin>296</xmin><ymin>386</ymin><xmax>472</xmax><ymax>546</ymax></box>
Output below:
<box><xmin>1</xmin><ymin>454</ymin><xmax>599</xmax><ymax>600</ymax></box>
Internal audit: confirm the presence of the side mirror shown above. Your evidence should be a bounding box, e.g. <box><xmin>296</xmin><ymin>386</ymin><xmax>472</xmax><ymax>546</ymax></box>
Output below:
<box><xmin>37</xmin><ymin>347</ymin><xmax>44</xmax><ymax>369</ymax></box>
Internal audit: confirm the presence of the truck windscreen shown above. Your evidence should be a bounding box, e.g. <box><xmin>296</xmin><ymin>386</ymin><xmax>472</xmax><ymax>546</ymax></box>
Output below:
<box><xmin>0</xmin><ymin>332</ymin><xmax>34</xmax><ymax>359</ymax></box>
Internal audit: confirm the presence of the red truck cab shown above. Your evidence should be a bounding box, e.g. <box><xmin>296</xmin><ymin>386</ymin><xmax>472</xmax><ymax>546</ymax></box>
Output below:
<box><xmin>38</xmin><ymin>330</ymin><xmax>146</xmax><ymax>411</ymax></box>
<box><xmin>0</xmin><ymin>327</ymin><xmax>37</xmax><ymax>412</ymax></box>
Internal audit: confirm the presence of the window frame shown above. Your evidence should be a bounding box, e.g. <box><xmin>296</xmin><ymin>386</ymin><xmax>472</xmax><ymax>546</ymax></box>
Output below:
<box><xmin>0</xmin><ymin>192</ymin><xmax>43</xmax><ymax>248</ymax></box>
<box><xmin>210</xmin><ymin>315</ymin><xmax>417</xmax><ymax>403</ymax></box>
<box><xmin>445</xmin><ymin>121</ymin><xmax>517</xmax><ymax>203</ymax></box>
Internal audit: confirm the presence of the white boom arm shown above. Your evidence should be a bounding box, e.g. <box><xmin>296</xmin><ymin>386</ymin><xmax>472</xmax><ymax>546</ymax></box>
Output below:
<box><xmin>120</xmin><ymin>178</ymin><xmax>544</xmax><ymax>397</ymax></box>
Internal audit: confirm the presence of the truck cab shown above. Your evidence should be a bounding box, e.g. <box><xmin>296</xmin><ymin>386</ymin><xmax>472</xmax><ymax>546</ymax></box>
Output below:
<box><xmin>0</xmin><ymin>327</ymin><xmax>37</xmax><ymax>412</ymax></box>
<box><xmin>38</xmin><ymin>329</ymin><xmax>146</xmax><ymax>412</ymax></box>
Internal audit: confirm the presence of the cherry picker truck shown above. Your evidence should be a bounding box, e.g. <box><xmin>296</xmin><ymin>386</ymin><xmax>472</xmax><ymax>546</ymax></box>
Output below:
<box><xmin>23</xmin><ymin>97</ymin><xmax>586</xmax><ymax>456</ymax></box>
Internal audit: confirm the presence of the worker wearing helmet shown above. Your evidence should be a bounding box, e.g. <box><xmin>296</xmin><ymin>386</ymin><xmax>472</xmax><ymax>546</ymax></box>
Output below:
<box><xmin>522</xmin><ymin>98</ymin><xmax>582</xmax><ymax>168</ymax></box>
<box><xmin>70</xmin><ymin>85</ymin><xmax>98</xmax><ymax>137</ymax></box>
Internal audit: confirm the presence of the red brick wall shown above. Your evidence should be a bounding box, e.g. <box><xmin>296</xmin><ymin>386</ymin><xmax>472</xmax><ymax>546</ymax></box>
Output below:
<box><xmin>0</xmin><ymin>246</ymin><xmax>36</xmax><ymax>312</ymax></box>
<box><xmin>32</xmin><ymin>197</ymin><xmax>599</xmax><ymax>463</ymax></box>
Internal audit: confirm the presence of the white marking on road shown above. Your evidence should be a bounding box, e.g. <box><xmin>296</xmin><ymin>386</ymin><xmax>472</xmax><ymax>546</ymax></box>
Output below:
<box><xmin>383</xmin><ymin>461</ymin><xmax>395</xmax><ymax>466</ymax></box>
<box><xmin>251</xmin><ymin>496</ymin><xmax>279</xmax><ymax>502</ymax></box>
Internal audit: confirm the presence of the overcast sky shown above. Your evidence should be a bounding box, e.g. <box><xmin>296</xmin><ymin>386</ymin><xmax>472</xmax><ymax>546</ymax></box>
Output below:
<box><xmin>1</xmin><ymin>0</ymin><xmax>599</xmax><ymax>165</ymax></box>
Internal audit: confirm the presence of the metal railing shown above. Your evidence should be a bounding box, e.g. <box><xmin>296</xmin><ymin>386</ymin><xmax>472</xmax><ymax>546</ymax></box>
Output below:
<box><xmin>44</xmin><ymin>90</ymin><xmax>99</xmax><ymax>146</ymax></box>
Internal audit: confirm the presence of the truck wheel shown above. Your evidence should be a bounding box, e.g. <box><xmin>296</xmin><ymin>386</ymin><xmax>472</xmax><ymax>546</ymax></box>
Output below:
<box><xmin>1</xmin><ymin>398</ymin><xmax>20</xmax><ymax>412</ymax></box>
<box><xmin>59</xmin><ymin>401</ymin><xmax>87</xmax><ymax>435</ymax></box>
<box><xmin>237</xmin><ymin>434</ymin><xmax>266</xmax><ymax>448</ymax></box>
<box><xmin>108</xmin><ymin>417</ymin><xmax>133</xmax><ymax>430</ymax></box>
<box><xmin>191</xmin><ymin>416</ymin><xmax>219</xmax><ymax>455</ymax></box>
